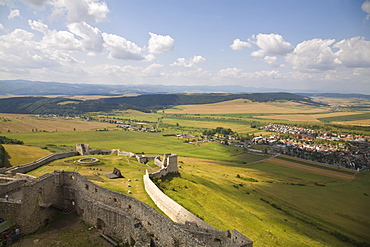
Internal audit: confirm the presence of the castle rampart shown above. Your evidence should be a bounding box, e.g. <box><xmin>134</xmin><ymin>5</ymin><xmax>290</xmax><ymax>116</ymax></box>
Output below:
<box><xmin>144</xmin><ymin>170</ymin><xmax>213</xmax><ymax>230</ymax></box>
<box><xmin>0</xmin><ymin>144</ymin><xmax>253</xmax><ymax>246</ymax></box>
<box><xmin>3</xmin><ymin>151</ymin><xmax>78</xmax><ymax>176</ymax></box>
<box><xmin>0</xmin><ymin>171</ymin><xmax>253</xmax><ymax>246</ymax></box>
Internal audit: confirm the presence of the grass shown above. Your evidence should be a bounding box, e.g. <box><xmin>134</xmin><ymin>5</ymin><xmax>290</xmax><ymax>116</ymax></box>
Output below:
<box><xmin>157</xmin><ymin>158</ymin><xmax>370</xmax><ymax>247</ymax></box>
<box><xmin>274</xmin><ymin>155</ymin><xmax>356</xmax><ymax>175</ymax></box>
<box><xmin>1</xmin><ymin>101</ymin><xmax>370</xmax><ymax>247</ymax></box>
<box><xmin>0</xmin><ymin>113</ymin><xmax>120</xmax><ymax>133</ymax></box>
<box><xmin>27</xmin><ymin>154</ymin><xmax>160</xmax><ymax>208</ymax></box>
<box><xmin>318</xmin><ymin>112</ymin><xmax>370</xmax><ymax>122</ymax></box>
<box><xmin>2</xmin><ymin>144</ymin><xmax>51</xmax><ymax>167</ymax></box>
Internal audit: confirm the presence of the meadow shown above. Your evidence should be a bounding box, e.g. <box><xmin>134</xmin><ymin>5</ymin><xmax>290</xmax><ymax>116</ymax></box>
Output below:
<box><xmin>1</xmin><ymin>98</ymin><xmax>370</xmax><ymax>247</ymax></box>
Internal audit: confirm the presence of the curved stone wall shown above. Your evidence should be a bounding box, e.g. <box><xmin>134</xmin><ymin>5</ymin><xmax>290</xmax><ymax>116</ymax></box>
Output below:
<box><xmin>144</xmin><ymin>170</ymin><xmax>213</xmax><ymax>230</ymax></box>
<box><xmin>4</xmin><ymin>151</ymin><xmax>78</xmax><ymax>176</ymax></box>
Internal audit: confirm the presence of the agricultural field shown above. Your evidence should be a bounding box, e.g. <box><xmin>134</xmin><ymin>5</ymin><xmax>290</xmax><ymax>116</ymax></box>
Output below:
<box><xmin>165</xmin><ymin>99</ymin><xmax>328</xmax><ymax>115</ymax></box>
<box><xmin>0</xmin><ymin>113</ymin><xmax>119</xmax><ymax>133</ymax></box>
<box><xmin>1</xmin><ymin>98</ymin><xmax>370</xmax><ymax>247</ymax></box>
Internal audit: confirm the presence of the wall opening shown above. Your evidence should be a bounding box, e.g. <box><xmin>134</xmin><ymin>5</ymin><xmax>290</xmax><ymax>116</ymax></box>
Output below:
<box><xmin>174</xmin><ymin>239</ymin><xmax>180</xmax><ymax>247</ymax></box>
<box><xmin>114</xmin><ymin>198</ymin><xmax>117</xmax><ymax>202</ymax></box>
<box><xmin>85</xmin><ymin>184</ymin><xmax>89</xmax><ymax>190</ymax></box>
<box><xmin>130</xmin><ymin>236</ymin><xmax>135</xmax><ymax>246</ymax></box>
<box><xmin>150</xmin><ymin>239</ymin><xmax>156</xmax><ymax>247</ymax></box>
<box><xmin>95</xmin><ymin>188</ymin><xmax>98</xmax><ymax>192</ymax></box>
<box><xmin>97</xmin><ymin>218</ymin><xmax>105</xmax><ymax>230</ymax></box>
<box><xmin>70</xmin><ymin>175</ymin><xmax>74</xmax><ymax>180</ymax></box>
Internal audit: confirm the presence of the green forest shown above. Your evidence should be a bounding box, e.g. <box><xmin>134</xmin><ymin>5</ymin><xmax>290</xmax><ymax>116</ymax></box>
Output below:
<box><xmin>0</xmin><ymin>92</ymin><xmax>322</xmax><ymax>115</ymax></box>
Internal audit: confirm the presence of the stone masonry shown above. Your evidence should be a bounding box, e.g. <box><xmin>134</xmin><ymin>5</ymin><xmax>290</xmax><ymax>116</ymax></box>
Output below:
<box><xmin>0</xmin><ymin>144</ymin><xmax>253</xmax><ymax>247</ymax></box>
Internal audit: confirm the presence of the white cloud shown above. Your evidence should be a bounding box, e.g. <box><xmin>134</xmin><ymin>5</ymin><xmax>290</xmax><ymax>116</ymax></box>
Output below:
<box><xmin>0</xmin><ymin>28</ymin><xmax>80</xmax><ymax>71</ymax></box>
<box><xmin>51</xmin><ymin>0</ymin><xmax>109</xmax><ymax>23</ymax></box>
<box><xmin>286</xmin><ymin>38</ymin><xmax>337</xmax><ymax>72</ymax></box>
<box><xmin>102</xmin><ymin>33</ymin><xmax>145</xmax><ymax>60</ymax></box>
<box><xmin>251</xmin><ymin>33</ymin><xmax>294</xmax><ymax>57</ymax></box>
<box><xmin>8</xmin><ymin>9</ymin><xmax>20</xmax><ymax>19</ymax></box>
<box><xmin>230</xmin><ymin>38</ymin><xmax>252</xmax><ymax>50</ymax></box>
<box><xmin>263</xmin><ymin>56</ymin><xmax>283</xmax><ymax>67</ymax></box>
<box><xmin>218</xmin><ymin>67</ymin><xmax>242</xmax><ymax>78</ymax></box>
<box><xmin>22</xmin><ymin>0</ymin><xmax>52</xmax><ymax>8</ymax></box>
<box><xmin>0</xmin><ymin>23</ymin><xmax>4</xmax><ymax>30</ymax></box>
<box><xmin>148</xmin><ymin>32</ymin><xmax>174</xmax><ymax>54</ymax></box>
<box><xmin>362</xmin><ymin>0</ymin><xmax>370</xmax><ymax>20</ymax></box>
<box><xmin>334</xmin><ymin>37</ymin><xmax>370</xmax><ymax>68</ymax></box>
<box><xmin>68</xmin><ymin>22</ymin><xmax>104</xmax><ymax>52</ymax></box>
<box><xmin>171</xmin><ymin>55</ymin><xmax>205</xmax><ymax>68</ymax></box>
<box><xmin>29</xmin><ymin>20</ymin><xmax>82</xmax><ymax>51</ymax></box>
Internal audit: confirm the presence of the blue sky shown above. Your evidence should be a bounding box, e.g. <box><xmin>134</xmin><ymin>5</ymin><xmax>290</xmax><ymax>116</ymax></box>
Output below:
<box><xmin>1</xmin><ymin>0</ymin><xmax>370</xmax><ymax>93</ymax></box>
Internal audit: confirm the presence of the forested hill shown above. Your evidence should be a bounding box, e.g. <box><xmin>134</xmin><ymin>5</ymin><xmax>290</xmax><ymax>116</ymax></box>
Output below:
<box><xmin>0</xmin><ymin>93</ymin><xmax>321</xmax><ymax>115</ymax></box>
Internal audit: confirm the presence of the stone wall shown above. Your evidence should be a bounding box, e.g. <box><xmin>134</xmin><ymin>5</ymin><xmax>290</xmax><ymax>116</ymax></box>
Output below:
<box><xmin>3</xmin><ymin>151</ymin><xmax>78</xmax><ymax>176</ymax></box>
<box><xmin>76</xmin><ymin>143</ymin><xmax>90</xmax><ymax>155</ymax></box>
<box><xmin>151</xmin><ymin>153</ymin><xmax>178</xmax><ymax>178</ymax></box>
<box><xmin>1</xmin><ymin>171</ymin><xmax>253</xmax><ymax>246</ymax></box>
<box><xmin>144</xmin><ymin>170</ymin><xmax>213</xmax><ymax>229</ymax></box>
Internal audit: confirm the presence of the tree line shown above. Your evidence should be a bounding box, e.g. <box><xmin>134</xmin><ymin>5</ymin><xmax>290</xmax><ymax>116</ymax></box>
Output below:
<box><xmin>0</xmin><ymin>93</ymin><xmax>322</xmax><ymax>115</ymax></box>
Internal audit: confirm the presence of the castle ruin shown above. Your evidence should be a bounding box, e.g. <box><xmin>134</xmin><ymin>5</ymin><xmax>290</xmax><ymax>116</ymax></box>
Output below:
<box><xmin>0</xmin><ymin>144</ymin><xmax>253</xmax><ymax>247</ymax></box>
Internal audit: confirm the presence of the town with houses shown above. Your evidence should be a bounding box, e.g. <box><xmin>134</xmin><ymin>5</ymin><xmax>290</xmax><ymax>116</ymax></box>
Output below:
<box><xmin>255</xmin><ymin>123</ymin><xmax>369</xmax><ymax>172</ymax></box>
<box><xmin>34</xmin><ymin>115</ymin><xmax>369</xmax><ymax>172</ymax></box>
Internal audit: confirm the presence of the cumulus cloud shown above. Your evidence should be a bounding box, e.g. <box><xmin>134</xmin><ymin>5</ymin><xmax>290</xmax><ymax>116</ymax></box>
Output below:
<box><xmin>362</xmin><ymin>0</ymin><xmax>370</xmax><ymax>20</ymax></box>
<box><xmin>251</xmin><ymin>33</ymin><xmax>294</xmax><ymax>57</ymax></box>
<box><xmin>0</xmin><ymin>28</ymin><xmax>80</xmax><ymax>70</ymax></box>
<box><xmin>8</xmin><ymin>9</ymin><xmax>20</xmax><ymax>19</ymax></box>
<box><xmin>263</xmin><ymin>56</ymin><xmax>282</xmax><ymax>67</ymax></box>
<box><xmin>334</xmin><ymin>37</ymin><xmax>370</xmax><ymax>68</ymax></box>
<box><xmin>230</xmin><ymin>38</ymin><xmax>252</xmax><ymax>50</ymax></box>
<box><xmin>170</xmin><ymin>55</ymin><xmax>205</xmax><ymax>68</ymax></box>
<box><xmin>102</xmin><ymin>33</ymin><xmax>146</xmax><ymax>60</ymax></box>
<box><xmin>148</xmin><ymin>32</ymin><xmax>174</xmax><ymax>54</ymax></box>
<box><xmin>51</xmin><ymin>0</ymin><xmax>109</xmax><ymax>23</ymax></box>
<box><xmin>29</xmin><ymin>20</ymin><xmax>82</xmax><ymax>51</ymax></box>
<box><xmin>68</xmin><ymin>22</ymin><xmax>104</xmax><ymax>52</ymax></box>
<box><xmin>286</xmin><ymin>38</ymin><xmax>338</xmax><ymax>72</ymax></box>
<box><xmin>0</xmin><ymin>23</ymin><xmax>4</xmax><ymax>30</ymax></box>
<box><xmin>218</xmin><ymin>67</ymin><xmax>243</xmax><ymax>78</ymax></box>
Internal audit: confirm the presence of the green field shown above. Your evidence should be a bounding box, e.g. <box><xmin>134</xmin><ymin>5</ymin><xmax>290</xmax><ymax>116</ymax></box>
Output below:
<box><xmin>1</xmin><ymin>101</ymin><xmax>370</xmax><ymax>247</ymax></box>
<box><xmin>318</xmin><ymin>112</ymin><xmax>370</xmax><ymax>122</ymax></box>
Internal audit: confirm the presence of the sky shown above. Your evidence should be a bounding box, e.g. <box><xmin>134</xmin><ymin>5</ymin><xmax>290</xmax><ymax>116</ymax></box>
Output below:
<box><xmin>0</xmin><ymin>0</ymin><xmax>370</xmax><ymax>93</ymax></box>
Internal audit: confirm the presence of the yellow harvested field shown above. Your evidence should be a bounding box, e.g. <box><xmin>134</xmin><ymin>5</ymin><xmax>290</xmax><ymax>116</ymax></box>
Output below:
<box><xmin>0</xmin><ymin>113</ymin><xmax>118</xmax><ymax>133</ymax></box>
<box><xmin>166</xmin><ymin>99</ymin><xmax>326</xmax><ymax>114</ymax></box>
<box><xmin>3</xmin><ymin>144</ymin><xmax>51</xmax><ymax>166</ymax></box>
<box><xmin>267</xmin><ymin>156</ymin><xmax>355</xmax><ymax>180</ymax></box>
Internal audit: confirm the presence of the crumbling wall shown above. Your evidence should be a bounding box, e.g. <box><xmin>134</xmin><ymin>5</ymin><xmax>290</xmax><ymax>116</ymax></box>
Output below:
<box><xmin>76</xmin><ymin>143</ymin><xmax>90</xmax><ymax>155</ymax></box>
<box><xmin>4</xmin><ymin>151</ymin><xmax>78</xmax><ymax>176</ymax></box>
<box><xmin>61</xmin><ymin>171</ymin><xmax>208</xmax><ymax>246</ymax></box>
<box><xmin>151</xmin><ymin>153</ymin><xmax>178</xmax><ymax>178</ymax></box>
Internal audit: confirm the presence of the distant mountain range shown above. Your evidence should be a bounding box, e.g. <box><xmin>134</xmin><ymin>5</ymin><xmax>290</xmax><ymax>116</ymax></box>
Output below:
<box><xmin>0</xmin><ymin>80</ymin><xmax>369</xmax><ymax>99</ymax></box>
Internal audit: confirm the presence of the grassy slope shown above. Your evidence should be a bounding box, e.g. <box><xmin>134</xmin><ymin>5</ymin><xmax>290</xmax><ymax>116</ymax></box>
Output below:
<box><xmin>1</xmin><ymin>99</ymin><xmax>369</xmax><ymax>247</ymax></box>
<box><xmin>2</xmin><ymin>144</ymin><xmax>51</xmax><ymax>167</ymax></box>
<box><xmin>158</xmin><ymin>158</ymin><xmax>370</xmax><ymax>247</ymax></box>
